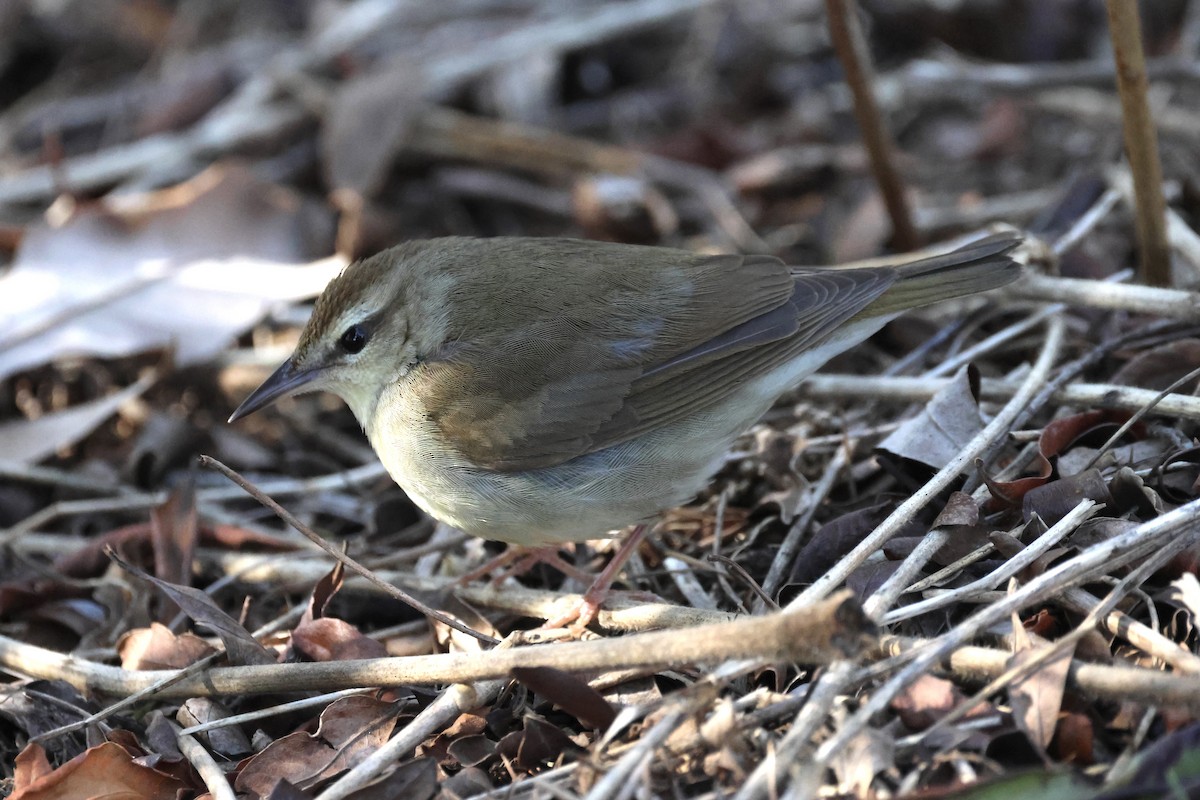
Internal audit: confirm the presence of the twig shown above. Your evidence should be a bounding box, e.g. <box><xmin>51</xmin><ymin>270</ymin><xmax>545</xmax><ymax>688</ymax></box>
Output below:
<box><xmin>928</xmin><ymin>642</ymin><xmax>1200</xmax><ymax>712</ymax></box>
<box><xmin>1106</xmin><ymin>0</ymin><xmax>1171</xmax><ymax>286</ymax></box>
<box><xmin>409</xmin><ymin>107</ymin><xmax>768</xmax><ymax>251</ymax></box>
<box><xmin>1007</xmin><ymin>272</ymin><xmax>1200</xmax><ymax>317</ymax></box>
<box><xmin>823</xmin><ymin>0</ymin><xmax>917</xmax><ymax>250</ymax></box>
<box><xmin>419</xmin><ymin>0</ymin><xmax>719</xmax><ymax>92</ymax></box>
<box><xmin>198</xmin><ymin>455</ymin><xmax>497</xmax><ymax>646</ymax></box>
<box><xmin>0</xmin><ymin>0</ymin><xmax>720</xmax><ymax>207</ymax></box>
<box><xmin>0</xmin><ymin>591</ymin><xmax>873</xmax><ymax>698</ymax></box>
<box><xmin>1034</xmin><ymin>86</ymin><xmax>1200</xmax><ymax>140</ymax></box>
<box><xmin>1110</xmin><ymin>167</ymin><xmax>1200</xmax><ymax>278</ymax></box>
<box><xmin>792</xmin><ymin>316</ymin><xmax>1064</xmax><ymax>608</ymax></box>
<box><xmin>179</xmin><ymin>688</ymin><xmax>373</xmax><ymax>737</ymax></box>
<box><xmin>759</xmin><ymin>441</ymin><xmax>851</xmax><ymax>601</ymax></box>
<box><xmin>212</xmin><ymin>549</ymin><xmax>741</xmax><ymax>632</ymax></box>
<box><xmin>32</xmin><ymin>604</ymin><xmax>306</xmax><ymax>743</ymax></box>
<box><xmin>923</xmin><ymin>305</ymin><xmax>1058</xmax><ymax>378</ymax></box>
<box><xmin>897</xmin><ymin>523</ymin><xmax>1200</xmax><ymax>747</ymax></box>
<box><xmin>1051</xmin><ymin>187</ymin><xmax>1123</xmax><ymax>256</ymax></box>
<box><xmin>882</xmin><ymin>501</ymin><xmax>1098</xmax><ymax>623</ymax></box>
<box><xmin>1082</xmin><ymin>363</ymin><xmax>1200</xmax><ymax>470</ymax></box>
<box><xmin>317</xmin><ymin>681</ymin><xmax>505</xmax><ymax>800</ymax></box>
<box><xmin>173</xmin><ymin>721</ymin><xmax>237</xmax><ymax>800</ymax></box>
<box><xmin>877</xmin><ymin>55</ymin><xmax>1200</xmax><ymax>102</ymax></box>
<box><xmin>663</xmin><ymin>555</ymin><xmax>721</xmax><ymax>611</ymax></box>
<box><xmin>0</xmin><ymin>461</ymin><xmax>388</xmax><ymax>544</ymax></box>
<box><xmin>0</xmin><ymin>460</ymin><xmax>134</xmax><ymax>496</ymax></box>
<box><xmin>1062</xmin><ymin>587</ymin><xmax>1200</xmax><ymax>675</ymax></box>
<box><xmin>584</xmin><ymin>707</ymin><xmax>688</xmax><ymax>800</ymax></box>
<box><xmin>913</xmin><ymin>188</ymin><xmax>1062</xmax><ymax>235</ymax></box>
<box><xmin>802</xmin><ymin>373</ymin><xmax>1200</xmax><ymax>422</ymax></box>
<box><xmin>814</xmin><ymin>494</ymin><xmax>1200</xmax><ymax>766</ymax></box>
<box><xmin>904</xmin><ymin>543</ymin><xmax>995</xmax><ymax>594</ymax></box>
<box><xmin>733</xmin><ymin>662</ymin><xmax>858</xmax><ymax>800</ymax></box>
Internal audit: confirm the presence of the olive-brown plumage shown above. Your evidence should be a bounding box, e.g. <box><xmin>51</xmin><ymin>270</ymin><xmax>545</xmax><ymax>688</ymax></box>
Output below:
<box><xmin>231</xmin><ymin>234</ymin><xmax>1021</xmax><ymax>546</ymax></box>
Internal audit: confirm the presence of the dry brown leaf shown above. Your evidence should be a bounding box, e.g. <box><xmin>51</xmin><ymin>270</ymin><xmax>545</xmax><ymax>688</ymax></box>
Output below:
<box><xmin>9</xmin><ymin>741</ymin><xmax>186</xmax><ymax>800</ymax></box>
<box><xmin>234</xmin><ymin>695</ymin><xmax>399</xmax><ymax>795</ymax></box>
<box><xmin>119</xmin><ymin>622</ymin><xmax>217</xmax><ymax>670</ymax></box>
<box><xmin>1008</xmin><ymin>641</ymin><xmax>1075</xmax><ymax>753</ymax></box>
<box><xmin>292</xmin><ymin>617</ymin><xmax>389</xmax><ymax>662</ymax></box>
<box><xmin>110</xmin><ymin>550</ymin><xmax>275</xmax><ymax>666</ymax></box>
<box><xmin>512</xmin><ymin>665</ymin><xmax>617</xmax><ymax>731</ymax></box>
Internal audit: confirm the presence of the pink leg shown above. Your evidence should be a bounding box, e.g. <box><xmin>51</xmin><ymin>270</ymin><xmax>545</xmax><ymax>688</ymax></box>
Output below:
<box><xmin>457</xmin><ymin>545</ymin><xmax>594</xmax><ymax>587</ymax></box>
<box><xmin>542</xmin><ymin>524</ymin><xmax>649</xmax><ymax>632</ymax></box>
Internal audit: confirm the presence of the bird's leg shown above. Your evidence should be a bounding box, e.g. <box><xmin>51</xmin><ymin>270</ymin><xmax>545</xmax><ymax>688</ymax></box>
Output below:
<box><xmin>541</xmin><ymin>524</ymin><xmax>650</xmax><ymax>632</ymax></box>
<box><xmin>457</xmin><ymin>545</ymin><xmax>594</xmax><ymax>586</ymax></box>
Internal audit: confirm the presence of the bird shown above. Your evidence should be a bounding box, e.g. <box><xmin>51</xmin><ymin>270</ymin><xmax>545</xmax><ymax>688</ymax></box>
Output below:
<box><xmin>230</xmin><ymin>233</ymin><xmax>1021</xmax><ymax>628</ymax></box>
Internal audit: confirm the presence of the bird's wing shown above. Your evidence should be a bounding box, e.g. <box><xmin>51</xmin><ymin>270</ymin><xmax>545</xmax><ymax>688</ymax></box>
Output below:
<box><xmin>417</xmin><ymin>244</ymin><xmax>894</xmax><ymax>471</ymax></box>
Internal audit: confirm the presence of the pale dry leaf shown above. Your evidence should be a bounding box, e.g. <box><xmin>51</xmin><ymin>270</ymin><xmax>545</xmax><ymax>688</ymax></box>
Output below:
<box><xmin>1171</xmin><ymin>573</ymin><xmax>1200</xmax><ymax>621</ymax></box>
<box><xmin>0</xmin><ymin>373</ymin><xmax>154</xmax><ymax>463</ymax></box>
<box><xmin>0</xmin><ymin>165</ymin><xmax>340</xmax><ymax>381</ymax></box>
<box><xmin>1009</xmin><ymin>642</ymin><xmax>1075</xmax><ymax>753</ymax></box>
<box><xmin>829</xmin><ymin>729</ymin><xmax>893</xmax><ymax>796</ymax></box>
<box><xmin>878</xmin><ymin>365</ymin><xmax>984</xmax><ymax>470</ymax></box>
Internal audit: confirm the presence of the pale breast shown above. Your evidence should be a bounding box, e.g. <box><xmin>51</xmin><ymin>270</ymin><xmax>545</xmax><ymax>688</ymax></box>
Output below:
<box><xmin>367</xmin><ymin>378</ymin><xmax>748</xmax><ymax>544</ymax></box>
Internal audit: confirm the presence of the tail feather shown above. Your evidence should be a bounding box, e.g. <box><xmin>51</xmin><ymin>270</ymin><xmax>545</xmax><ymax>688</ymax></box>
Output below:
<box><xmin>860</xmin><ymin>233</ymin><xmax>1022</xmax><ymax>318</ymax></box>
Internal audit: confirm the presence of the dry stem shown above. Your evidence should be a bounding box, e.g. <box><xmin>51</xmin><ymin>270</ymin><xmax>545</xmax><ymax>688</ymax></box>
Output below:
<box><xmin>1106</xmin><ymin>0</ymin><xmax>1171</xmax><ymax>286</ymax></box>
<box><xmin>823</xmin><ymin>0</ymin><xmax>917</xmax><ymax>250</ymax></box>
<box><xmin>0</xmin><ymin>591</ymin><xmax>873</xmax><ymax>699</ymax></box>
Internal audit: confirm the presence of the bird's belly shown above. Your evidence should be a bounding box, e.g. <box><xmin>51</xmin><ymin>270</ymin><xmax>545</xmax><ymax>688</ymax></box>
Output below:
<box><xmin>370</xmin><ymin>406</ymin><xmax>755</xmax><ymax>546</ymax></box>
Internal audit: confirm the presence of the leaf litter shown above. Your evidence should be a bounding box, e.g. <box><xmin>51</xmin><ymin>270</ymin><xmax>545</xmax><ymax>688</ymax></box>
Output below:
<box><xmin>3</xmin><ymin>2</ymin><xmax>1200</xmax><ymax>799</ymax></box>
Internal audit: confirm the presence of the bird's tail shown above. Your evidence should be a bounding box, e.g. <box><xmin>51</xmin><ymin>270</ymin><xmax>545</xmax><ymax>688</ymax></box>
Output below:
<box><xmin>861</xmin><ymin>233</ymin><xmax>1022</xmax><ymax>318</ymax></box>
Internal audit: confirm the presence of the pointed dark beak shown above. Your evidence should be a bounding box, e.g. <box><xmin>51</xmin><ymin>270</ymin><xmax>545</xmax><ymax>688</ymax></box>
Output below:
<box><xmin>228</xmin><ymin>358</ymin><xmax>323</xmax><ymax>422</ymax></box>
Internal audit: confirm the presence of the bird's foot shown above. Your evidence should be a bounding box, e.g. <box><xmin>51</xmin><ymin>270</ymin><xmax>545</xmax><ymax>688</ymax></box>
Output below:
<box><xmin>540</xmin><ymin>592</ymin><xmax>605</xmax><ymax>635</ymax></box>
<box><xmin>538</xmin><ymin>524</ymin><xmax>650</xmax><ymax>634</ymax></box>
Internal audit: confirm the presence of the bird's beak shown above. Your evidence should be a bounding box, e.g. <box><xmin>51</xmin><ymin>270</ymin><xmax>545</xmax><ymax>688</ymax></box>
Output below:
<box><xmin>228</xmin><ymin>358</ymin><xmax>323</xmax><ymax>422</ymax></box>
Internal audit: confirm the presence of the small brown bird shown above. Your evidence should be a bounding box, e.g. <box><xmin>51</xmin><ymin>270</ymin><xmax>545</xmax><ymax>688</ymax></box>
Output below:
<box><xmin>231</xmin><ymin>234</ymin><xmax>1020</xmax><ymax>625</ymax></box>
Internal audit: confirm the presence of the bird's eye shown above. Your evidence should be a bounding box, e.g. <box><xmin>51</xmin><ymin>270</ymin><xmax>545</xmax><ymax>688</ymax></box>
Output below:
<box><xmin>338</xmin><ymin>323</ymin><xmax>370</xmax><ymax>354</ymax></box>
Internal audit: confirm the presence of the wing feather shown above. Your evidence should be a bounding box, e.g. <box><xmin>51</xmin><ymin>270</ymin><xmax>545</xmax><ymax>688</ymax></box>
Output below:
<box><xmin>415</xmin><ymin>238</ymin><xmax>898</xmax><ymax>471</ymax></box>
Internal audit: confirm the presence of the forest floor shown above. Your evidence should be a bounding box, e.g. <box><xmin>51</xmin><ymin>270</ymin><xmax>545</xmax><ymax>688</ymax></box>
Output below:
<box><xmin>3</xmin><ymin>1</ymin><xmax>1200</xmax><ymax>798</ymax></box>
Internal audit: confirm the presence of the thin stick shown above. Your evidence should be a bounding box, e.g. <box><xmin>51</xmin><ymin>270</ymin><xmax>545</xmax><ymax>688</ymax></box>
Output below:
<box><xmin>173</xmin><ymin>721</ymin><xmax>237</xmax><ymax>800</ymax></box>
<box><xmin>1062</xmin><ymin>587</ymin><xmax>1200</xmax><ymax>675</ymax></box>
<box><xmin>179</xmin><ymin>688</ymin><xmax>374</xmax><ymax>736</ymax></box>
<box><xmin>759</xmin><ymin>442</ymin><xmax>851</xmax><ymax>601</ymax></box>
<box><xmin>733</xmin><ymin>662</ymin><xmax>857</xmax><ymax>800</ymax></box>
<box><xmin>317</xmin><ymin>681</ymin><xmax>504</xmax><ymax>800</ymax></box>
<box><xmin>1082</xmin><ymin>363</ymin><xmax>1200</xmax><ymax>470</ymax></box>
<box><xmin>32</xmin><ymin>603</ymin><xmax>306</xmax><ymax>743</ymax></box>
<box><xmin>792</xmin><ymin>316</ymin><xmax>1064</xmax><ymax>608</ymax></box>
<box><xmin>898</xmin><ymin>527</ymin><xmax>1199</xmax><ymax>748</ymax></box>
<box><xmin>802</xmin><ymin>373</ymin><xmax>1200</xmax><ymax>422</ymax></box>
<box><xmin>882</xmin><ymin>500</ymin><xmax>1097</xmax><ymax>623</ymax></box>
<box><xmin>823</xmin><ymin>0</ymin><xmax>918</xmax><ymax>250</ymax></box>
<box><xmin>1106</xmin><ymin>0</ymin><xmax>1171</xmax><ymax>286</ymax></box>
<box><xmin>198</xmin><ymin>455</ymin><xmax>498</xmax><ymax>646</ymax></box>
<box><xmin>1007</xmin><ymin>273</ymin><xmax>1200</xmax><ymax>318</ymax></box>
<box><xmin>583</xmin><ymin>707</ymin><xmax>689</xmax><ymax>800</ymax></box>
<box><xmin>815</xmin><ymin>495</ymin><xmax>1200</xmax><ymax>765</ymax></box>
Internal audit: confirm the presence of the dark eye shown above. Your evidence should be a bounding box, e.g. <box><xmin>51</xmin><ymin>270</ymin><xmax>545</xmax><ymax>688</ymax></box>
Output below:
<box><xmin>338</xmin><ymin>323</ymin><xmax>370</xmax><ymax>354</ymax></box>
